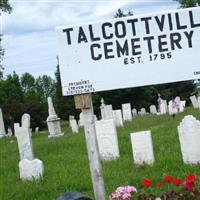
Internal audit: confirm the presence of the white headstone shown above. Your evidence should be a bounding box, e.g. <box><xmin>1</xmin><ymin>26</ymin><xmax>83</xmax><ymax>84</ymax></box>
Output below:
<box><xmin>47</xmin><ymin>97</ymin><xmax>56</xmax><ymax>116</ymax></box>
<box><xmin>7</xmin><ymin>127</ymin><xmax>13</xmax><ymax>137</ymax></box>
<box><xmin>178</xmin><ymin>115</ymin><xmax>200</xmax><ymax>164</ymax></box>
<box><xmin>198</xmin><ymin>96</ymin><xmax>200</xmax><ymax>109</ymax></box>
<box><xmin>175</xmin><ymin>96</ymin><xmax>181</xmax><ymax>110</ymax></box>
<box><xmin>70</xmin><ymin>119</ymin><xmax>79</xmax><ymax>133</ymax></box>
<box><xmin>140</xmin><ymin>108</ymin><xmax>146</xmax><ymax>116</ymax></box>
<box><xmin>79</xmin><ymin>112</ymin><xmax>84</xmax><ymax>127</ymax></box>
<box><xmin>19</xmin><ymin>159</ymin><xmax>44</xmax><ymax>181</ymax></box>
<box><xmin>130</xmin><ymin>131</ymin><xmax>154</xmax><ymax>165</ymax></box>
<box><xmin>179</xmin><ymin>101</ymin><xmax>186</xmax><ymax>113</ymax></box>
<box><xmin>150</xmin><ymin>105</ymin><xmax>157</xmax><ymax>114</ymax></box>
<box><xmin>168</xmin><ymin>100</ymin><xmax>178</xmax><ymax>115</ymax></box>
<box><xmin>122</xmin><ymin>103</ymin><xmax>132</xmax><ymax>121</ymax></box>
<box><xmin>132</xmin><ymin>108</ymin><xmax>137</xmax><ymax>117</ymax></box>
<box><xmin>15</xmin><ymin>114</ymin><xmax>34</xmax><ymax>161</ymax></box>
<box><xmin>35</xmin><ymin>127</ymin><xmax>39</xmax><ymax>133</ymax></box>
<box><xmin>160</xmin><ymin>101</ymin><xmax>167</xmax><ymax>114</ymax></box>
<box><xmin>47</xmin><ymin>97</ymin><xmax>64</xmax><ymax>138</ymax></box>
<box><xmin>112</xmin><ymin>110</ymin><xmax>123</xmax><ymax>127</ymax></box>
<box><xmin>190</xmin><ymin>95</ymin><xmax>199</xmax><ymax>109</ymax></box>
<box><xmin>104</xmin><ymin>105</ymin><xmax>114</xmax><ymax>120</ymax></box>
<box><xmin>0</xmin><ymin>108</ymin><xmax>6</xmax><ymax>138</ymax></box>
<box><xmin>95</xmin><ymin>119</ymin><xmax>119</xmax><ymax>160</ymax></box>
<box><xmin>15</xmin><ymin>114</ymin><xmax>44</xmax><ymax>181</ymax></box>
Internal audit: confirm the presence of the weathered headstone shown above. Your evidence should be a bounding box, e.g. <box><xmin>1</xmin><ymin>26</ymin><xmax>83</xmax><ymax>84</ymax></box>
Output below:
<box><xmin>198</xmin><ymin>96</ymin><xmax>200</xmax><ymax>109</ymax></box>
<box><xmin>104</xmin><ymin>105</ymin><xmax>114</xmax><ymax>120</ymax></box>
<box><xmin>15</xmin><ymin>114</ymin><xmax>44</xmax><ymax>180</ymax></box>
<box><xmin>47</xmin><ymin>97</ymin><xmax>64</xmax><ymax>138</ymax></box>
<box><xmin>168</xmin><ymin>100</ymin><xmax>178</xmax><ymax>115</ymax></box>
<box><xmin>7</xmin><ymin>127</ymin><xmax>13</xmax><ymax>137</ymax></box>
<box><xmin>70</xmin><ymin>119</ymin><xmax>79</xmax><ymax>133</ymax></box>
<box><xmin>18</xmin><ymin>159</ymin><xmax>44</xmax><ymax>181</ymax></box>
<box><xmin>190</xmin><ymin>95</ymin><xmax>199</xmax><ymax>109</ymax></box>
<box><xmin>150</xmin><ymin>105</ymin><xmax>157</xmax><ymax>114</ymax></box>
<box><xmin>178</xmin><ymin>115</ymin><xmax>200</xmax><ymax>164</ymax></box>
<box><xmin>79</xmin><ymin>112</ymin><xmax>84</xmax><ymax>127</ymax></box>
<box><xmin>122</xmin><ymin>103</ymin><xmax>132</xmax><ymax>121</ymax></box>
<box><xmin>175</xmin><ymin>96</ymin><xmax>181</xmax><ymax>110</ymax></box>
<box><xmin>130</xmin><ymin>131</ymin><xmax>155</xmax><ymax>165</ymax></box>
<box><xmin>35</xmin><ymin>127</ymin><xmax>39</xmax><ymax>133</ymax></box>
<box><xmin>95</xmin><ymin>119</ymin><xmax>119</xmax><ymax>160</ymax></box>
<box><xmin>179</xmin><ymin>101</ymin><xmax>186</xmax><ymax>113</ymax></box>
<box><xmin>112</xmin><ymin>110</ymin><xmax>123</xmax><ymax>127</ymax></box>
<box><xmin>140</xmin><ymin>108</ymin><xmax>146</xmax><ymax>116</ymax></box>
<box><xmin>160</xmin><ymin>101</ymin><xmax>167</xmax><ymax>114</ymax></box>
<box><xmin>0</xmin><ymin>108</ymin><xmax>6</xmax><ymax>138</ymax></box>
<box><xmin>132</xmin><ymin>108</ymin><xmax>137</xmax><ymax>117</ymax></box>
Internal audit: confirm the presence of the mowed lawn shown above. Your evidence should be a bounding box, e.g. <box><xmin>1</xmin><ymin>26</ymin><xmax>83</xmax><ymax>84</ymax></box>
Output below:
<box><xmin>0</xmin><ymin>107</ymin><xmax>200</xmax><ymax>200</ymax></box>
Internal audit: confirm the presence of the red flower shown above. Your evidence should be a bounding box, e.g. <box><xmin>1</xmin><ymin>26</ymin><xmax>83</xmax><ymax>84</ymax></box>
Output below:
<box><xmin>186</xmin><ymin>174</ymin><xmax>197</xmax><ymax>183</ymax></box>
<box><xmin>156</xmin><ymin>182</ymin><xmax>162</xmax><ymax>188</ymax></box>
<box><xmin>163</xmin><ymin>176</ymin><xmax>174</xmax><ymax>183</ymax></box>
<box><xmin>184</xmin><ymin>181</ymin><xmax>195</xmax><ymax>191</ymax></box>
<box><xmin>173</xmin><ymin>178</ymin><xmax>182</xmax><ymax>186</ymax></box>
<box><xmin>141</xmin><ymin>179</ymin><xmax>152</xmax><ymax>187</ymax></box>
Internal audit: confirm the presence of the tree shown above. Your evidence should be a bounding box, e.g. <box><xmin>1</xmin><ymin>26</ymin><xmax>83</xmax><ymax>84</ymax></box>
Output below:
<box><xmin>176</xmin><ymin>0</ymin><xmax>200</xmax><ymax>7</ymax></box>
<box><xmin>35</xmin><ymin>75</ymin><xmax>56</xmax><ymax>102</ymax></box>
<box><xmin>0</xmin><ymin>0</ymin><xmax>12</xmax><ymax>78</ymax></box>
<box><xmin>54</xmin><ymin>60</ymin><xmax>77</xmax><ymax>120</ymax></box>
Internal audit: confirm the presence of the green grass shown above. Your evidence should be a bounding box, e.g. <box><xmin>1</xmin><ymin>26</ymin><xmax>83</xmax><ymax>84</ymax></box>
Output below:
<box><xmin>0</xmin><ymin>107</ymin><xmax>200</xmax><ymax>199</ymax></box>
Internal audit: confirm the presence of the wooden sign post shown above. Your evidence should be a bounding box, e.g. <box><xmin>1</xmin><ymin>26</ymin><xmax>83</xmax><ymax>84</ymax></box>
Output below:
<box><xmin>74</xmin><ymin>93</ymin><xmax>106</xmax><ymax>200</ymax></box>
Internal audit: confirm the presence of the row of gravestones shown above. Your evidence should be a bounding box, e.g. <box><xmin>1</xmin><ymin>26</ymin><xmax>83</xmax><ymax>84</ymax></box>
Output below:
<box><xmin>94</xmin><ymin>115</ymin><xmax>200</xmax><ymax>165</ymax></box>
<box><xmin>0</xmin><ymin>94</ymin><xmax>199</xmax><ymax>138</ymax></box>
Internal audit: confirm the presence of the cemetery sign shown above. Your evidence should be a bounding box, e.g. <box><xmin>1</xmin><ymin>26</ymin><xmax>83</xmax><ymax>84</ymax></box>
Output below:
<box><xmin>57</xmin><ymin>7</ymin><xmax>200</xmax><ymax>96</ymax></box>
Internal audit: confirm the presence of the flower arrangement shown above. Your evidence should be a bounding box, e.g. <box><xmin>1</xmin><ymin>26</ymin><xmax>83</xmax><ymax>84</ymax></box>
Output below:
<box><xmin>109</xmin><ymin>185</ymin><xmax>137</xmax><ymax>200</ymax></box>
<box><xmin>110</xmin><ymin>174</ymin><xmax>199</xmax><ymax>200</ymax></box>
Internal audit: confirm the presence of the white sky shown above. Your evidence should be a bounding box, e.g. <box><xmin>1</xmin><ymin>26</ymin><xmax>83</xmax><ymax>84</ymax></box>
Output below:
<box><xmin>1</xmin><ymin>0</ymin><xmax>179</xmax><ymax>78</ymax></box>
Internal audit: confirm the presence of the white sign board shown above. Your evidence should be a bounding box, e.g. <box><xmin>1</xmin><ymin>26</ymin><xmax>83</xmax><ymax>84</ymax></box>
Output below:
<box><xmin>57</xmin><ymin>7</ymin><xmax>200</xmax><ymax>96</ymax></box>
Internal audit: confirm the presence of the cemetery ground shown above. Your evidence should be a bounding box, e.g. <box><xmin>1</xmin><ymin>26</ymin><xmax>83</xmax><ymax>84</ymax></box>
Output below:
<box><xmin>1</xmin><ymin>107</ymin><xmax>200</xmax><ymax>200</ymax></box>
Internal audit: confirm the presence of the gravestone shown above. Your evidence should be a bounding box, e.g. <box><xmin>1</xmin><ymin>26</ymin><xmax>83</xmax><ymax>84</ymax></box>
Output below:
<box><xmin>70</xmin><ymin>119</ymin><xmax>79</xmax><ymax>133</ymax></box>
<box><xmin>15</xmin><ymin>114</ymin><xmax>44</xmax><ymax>180</ymax></box>
<box><xmin>100</xmin><ymin>98</ymin><xmax>106</xmax><ymax>119</ymax></box>
<box><xmin>190</xmin><ymin>95</ymin><xmax>199</xmax><ymax>109</ymax></box>
<box><xmin>198</xmin><ymin>96</ymin><xmax>200</xmax><ymax>109</ymax></box>
<box><xmin>178</xmin><ymin>115</ymin><xmax>200</xmax><ymax>164</ymax></box>
<box><xmin>168</xmin><ymin>100</ymin><xmax>178</xmax><ymax>115</ymax></box>
<box><xmin>79</xmin><ymin>112</ymin><xmax>84</xmax><ymax>127</ymax></box>
<box><xmin>112</xmin><ymin>110</ymin><xmax>123</xmax><ymax>127</ymax></box>
<box><xmin>7</xmin><ymin>127</ymin><xmax>13</xmax><ymax>137</ymax></box>
<box><xmin>35</xmin><ymin>127</ymin><xmax>39</xmax><ymax>133</ymax></box>
<box><xmin>122</xmin><ymin>103</ymin><xmax>132</xmax><ymax>121</ymax></box>
<box><xmin>47</xmin><ymin>97</ymin><xmax>64</xmax><ymax>138</ymax></box>
<box><xmin>95</xmin><ymin>119</ymin><xmax>119</xmax><ymax>160</ymax></box>
<box><xmin>160</xmin><ymin>101</ymin><xmax>167</xmax><ymax>114</ymax></box>
<box><xmin>130</xmin><ymin>130</ymin><xmax>155</xmax><ymax>165</ymax></box>
<box><xmin>179</xmin><ymin>101</ymin><xmax>186</xmax><ymax>113</ymax></box>
<box><xmin>175</xmin><ymin>96</ymin><xmax>181</xmax><ymax>111</ymax></box>
<box><xmin>140</xmin><ymin>108</ymin><xmax>146</xmax><ymax>116</ymax></box>
<box><xmin>0</xmin><ymin>108</ymin><xmax>6</xmax><ymax>138</ymax></box>
<box><xmin>15</xmin><ymin>114</ymin><xmax>34</xmax><ymax>161</ymax></box>
<box><xmin>150</xmin><ymin>105</ymin><xmax>157</xmax><ymax>114</ymax></box>
<box><xmin>132</xmin><ymin>108</ymin><xmax>137</xmax><ymax>117</ymax></box>
<box><xmin>104</xmin><ymin>105</ymin><xmax>114</xmax><ymax>120</ymax></box>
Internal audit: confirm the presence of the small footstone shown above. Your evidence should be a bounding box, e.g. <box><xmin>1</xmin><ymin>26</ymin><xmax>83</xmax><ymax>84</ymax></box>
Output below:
<box><xmin>56</xmin><ymin>192</ymin><xmax>92</xmax><ymax>200</ymax></box>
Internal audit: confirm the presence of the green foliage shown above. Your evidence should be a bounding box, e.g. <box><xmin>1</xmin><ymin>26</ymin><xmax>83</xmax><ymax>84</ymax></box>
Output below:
<box><xmin>0</xmin><ymin>0</ymin><xmax>12</xmax><ymax>13</ymax></box>
<box><xmin>0</xmin><ymin>108</ymin><xmax>200</xmax><ymax>199</ymax></box>
<box><xmin>54</xmin><ymin>63</ymin><xmax>78</xmax><ymax>120</ymax></box>
<box><xmin>0</xmin><ymin>0</ymin><xmax>12</xmax><ymax>78</ymax></box>
<box><xmin>177</xmin><ymin>0</ymin><xmax>200</xmax><ymax>7</ymax></box>
<box><xmin>0</xmin><ymin>72</ymin><xmax>55</xmax><ymax>131</ymax></box>
<box><xmin>35</xmin><ymin>75</ymin><xmax>56</xmax><ymax>102</ymax></box>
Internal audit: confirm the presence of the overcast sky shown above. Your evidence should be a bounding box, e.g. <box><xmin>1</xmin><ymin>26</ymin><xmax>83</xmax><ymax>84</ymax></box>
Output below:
<box><xmin>1</xmin><ymin>0</ymin><xmax>179</xmax><ymax>78</ymax></box>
